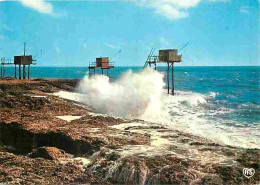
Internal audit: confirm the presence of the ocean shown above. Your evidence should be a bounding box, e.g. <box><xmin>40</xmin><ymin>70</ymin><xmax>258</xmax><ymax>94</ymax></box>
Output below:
<box><xmin>3</xmin><ymin>66</ymin><xmax>260</xmax><ymax>148</ymax></box>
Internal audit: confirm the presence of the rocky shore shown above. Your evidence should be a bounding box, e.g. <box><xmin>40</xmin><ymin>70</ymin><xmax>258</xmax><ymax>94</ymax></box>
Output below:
<box><xmin>0</xmin><ymin>78</ymin><xmax>259</xmax><ymax>184</ymax></box>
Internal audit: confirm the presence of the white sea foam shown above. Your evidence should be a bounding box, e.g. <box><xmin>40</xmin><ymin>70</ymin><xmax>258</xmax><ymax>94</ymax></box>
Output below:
<box><xmin>55</xmin><ymin>68</ymin><xmax>260</xmax><ymax>149</ymax></box>
<box><xmin>56</xmin><ymin>115</ymin><xmax>82</xmax><ymax>122</ymax></box>
<box><xmin>53</xmin><ymin>91</ymin><xmax>82</xmax><ymax>102</ymax></box>
<box><xmin>77</xmin><ymin>68</ymin><xmax>165</xmax><ymax>120</ymax></box>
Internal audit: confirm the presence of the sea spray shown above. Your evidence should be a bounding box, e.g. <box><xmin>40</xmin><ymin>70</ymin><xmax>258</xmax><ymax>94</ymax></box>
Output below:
<box><xmin>76</xmin><ymin>68</ymin><xmax>166</xmax><ymax>120</ymax></box>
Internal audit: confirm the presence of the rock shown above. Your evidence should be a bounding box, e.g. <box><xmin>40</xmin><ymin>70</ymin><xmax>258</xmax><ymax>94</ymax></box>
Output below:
<box><xmin>0</xmin><ymin>79</ymin><xmax>259</xmax><ymax>184</ymax></box>
<box><xmin>200</xmin><ymin>174</ymin><xmax>224</xmax><ymax>185</ymax></box>
<box><xmin>28</xmin><ymin>147</ymin><xmax>68</xmax><ymax>160</ymax></box>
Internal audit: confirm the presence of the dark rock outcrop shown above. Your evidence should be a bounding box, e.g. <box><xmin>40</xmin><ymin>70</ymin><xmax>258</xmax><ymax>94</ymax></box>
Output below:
<box><xmin>28</xmin><ymin>146</ymin><xmax>67</xmax><ymax>160</ymax></box>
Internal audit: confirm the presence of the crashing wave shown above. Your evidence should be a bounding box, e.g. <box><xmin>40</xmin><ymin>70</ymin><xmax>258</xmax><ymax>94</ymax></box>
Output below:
<box><xmin>55</xmin><ymin>68</ymin><xmax>259</xmax><ymax>149</ymax></box>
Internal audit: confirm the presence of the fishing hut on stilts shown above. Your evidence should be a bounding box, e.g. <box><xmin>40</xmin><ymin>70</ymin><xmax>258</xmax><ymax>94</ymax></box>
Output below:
<box><xmin>1</xmin><ymin>42</ymin><xmax>36</xmax><ymax>79</ymax></box>
<box><xmin>88</xmin><ymin>57</ymin><xmax>114</xmax><ymax>77</ymax></box>
<box><xmin>143</xmin><ymin>43</ymin><xmax>188</xmax><ymax>95</ymax></box>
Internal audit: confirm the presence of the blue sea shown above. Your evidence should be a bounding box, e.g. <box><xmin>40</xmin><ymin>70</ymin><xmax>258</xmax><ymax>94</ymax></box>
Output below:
<box><xmin>2</xmin><ymin>66</ymin><xmax>260</xmax><ymax>148</ymax></box>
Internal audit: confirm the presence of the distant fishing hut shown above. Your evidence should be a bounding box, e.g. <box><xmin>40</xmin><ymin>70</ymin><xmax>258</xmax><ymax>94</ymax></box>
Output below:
<box><xmin>0</xmin><ymin>42</ymin><xmax>36</xmax><ymax>79</ymax></box>
<box><xmin>143</xmin><ymin>48</ymin><xmax>183</xmax><ymax>95</ymax></box>
<box><xmin>14</xmin><ymin>55</ymin><xmax>34</xmax><ymax>80</ymax></box>
<box><xmin>88</xmin><ymin>57</ymin><xmax>114</xmax><ymax>76</ymax></box>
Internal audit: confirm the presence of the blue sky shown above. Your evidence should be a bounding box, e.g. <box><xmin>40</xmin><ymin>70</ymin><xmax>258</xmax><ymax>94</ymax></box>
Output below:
<box><xmin>0</xmin><ymin>0</ymin><xmax>259</xmax><ymax>66</ymax></box>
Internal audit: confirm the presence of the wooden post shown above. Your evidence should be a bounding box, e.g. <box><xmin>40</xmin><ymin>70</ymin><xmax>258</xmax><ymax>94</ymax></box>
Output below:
<box><xmin>19</xmin><ymin>64</ymin><xmax>21</xmax><ymax>79</ymax></box>
<box><xmin>28</xmin><ymin>65</ymin><xmax>30</xmax><ymax>79</ymax></box>
<box><xmin>24</xmin><ymin>42</ymin><xmax>26</xmax><ymax>56</ymax></box>
<box><xmin>23</xmin><ymin>42</ymin><xmax>26</xmax><ymax>80</ymax></box>
<box><xmin>15</xmin><ymin>64</ymin><xmax>17</xmax><ymax>79</ymax></box>
<box><xmin>23</xmin><ymin>65</ymin><xmax>26</xmax><ymax>79</ymax></box>
<box><xmin>172</xmin><ymin>62</ymin><xmax>174</xmax><ymax>95</ymax></box>
<box><xmin>167</xmin><ymin>62</ymin><xmax>169</xmax><ymax>94</ymax></box>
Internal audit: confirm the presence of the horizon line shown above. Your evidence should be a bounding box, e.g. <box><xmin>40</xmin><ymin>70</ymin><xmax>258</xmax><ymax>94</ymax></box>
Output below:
<box><xmin>2</xmin><ymin>65</ymin><xmax>259</xmax><ymax>67</ymax></box>
<box><xmin>27</xmin><ymin>65</ymin><xmax>260</xmax><ymax>67</ymax></box>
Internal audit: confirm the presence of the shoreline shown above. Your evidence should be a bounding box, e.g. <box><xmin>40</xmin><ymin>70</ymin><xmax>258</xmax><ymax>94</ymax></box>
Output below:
<box><xmin>0</xmin><ymin>78</ymin><xmax>259</xmax><ymax>184</ymax></box>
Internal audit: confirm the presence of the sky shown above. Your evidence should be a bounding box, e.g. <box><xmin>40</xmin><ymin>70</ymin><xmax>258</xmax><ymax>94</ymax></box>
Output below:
<box><xmin>0</xmin><ymin>0</ymin><xmax>259</xmax><ymax>66</ymax></box>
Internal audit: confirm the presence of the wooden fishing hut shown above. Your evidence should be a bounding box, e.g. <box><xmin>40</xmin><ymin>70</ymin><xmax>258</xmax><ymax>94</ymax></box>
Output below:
<box><xmin>88</xmin><ymin>57</ymin><xmax>114</xmax><ymax>76</ymax></box>
<box><xmin>0</xmin><ymin>42</ymin><xmax>36</xmax><ymax>79</ymax></box>
<box><xmin>143</xmin><ymin>48</ymin><xmax>182</xmax><ymax>95</ymax></box>
<box><xmin>14</xmin><ymin>55</ymin><xmax>34</xmax><ymax>79</ymax></box>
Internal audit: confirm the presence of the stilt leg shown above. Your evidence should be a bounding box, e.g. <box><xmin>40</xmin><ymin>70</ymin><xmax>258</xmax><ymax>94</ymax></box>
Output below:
<box><xmin>172</xmin><ymin>63</ymin><xmax>174</xmax><ymax>95</ymax></box>
<box><xmin>23</xmin><ymin>65</ymin><xmax>26</xmax><ymax>79</ymax></box>
<box><xmin>15</xmin><ymin>65</ymin><xmax>17</xmax><ymax>79</ymax></box>
<box><xmin>28</xmin><ymin>65</ymin><xmax>30</xmax><ymax>79</ymax></box>
<box><xmin>167</xmin><ymin>63</ymin><xmax>169</xmax><ymax>94</ymax></box>
<box><xmin>19</xmin><ymin>65</ymin><xmax>21</xmax><ymax>80</ymax></box>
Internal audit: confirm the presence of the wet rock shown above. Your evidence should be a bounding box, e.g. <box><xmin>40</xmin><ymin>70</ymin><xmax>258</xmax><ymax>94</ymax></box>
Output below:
<box><xmin>0</xmin><ymin>95</ymin><xmax>49</xmax><ymax>109</ymax></box>
<box><xmin>214</xmin><ymin>165</ymin><xmax>244</xmax><ymax>184</ymax></box>
<box><xmin>0</xmin><ymin>152</ymin><xmax>106</xmax><ymax>184</ymax></box>
<box><xmin>200</xmin><ymin>174</ymin><xmax>224</xmax><ymax>185</ymax></box>
<box><xmin>189</xmin><ymin>141</ymin><xmax>204</xmax><ymax>146</ymax></box>
<box><xmin>90</xmin><ymin>115</ymin><xmax>123</xmax><ymax>125</ymax></box>
<box><xmin>239</xmin><ymin>149</ymin><xmax>260</xmax><ymax>168</ymax></box>
<box><xmin>28</xmin><ymin>147</ymin><xmax>67</xmax><ymax>160</ymax></box>
<box><xmin>45</xmin><ymin>79</ymin><xmax>79</xmax><ymax>92</ymax></box>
